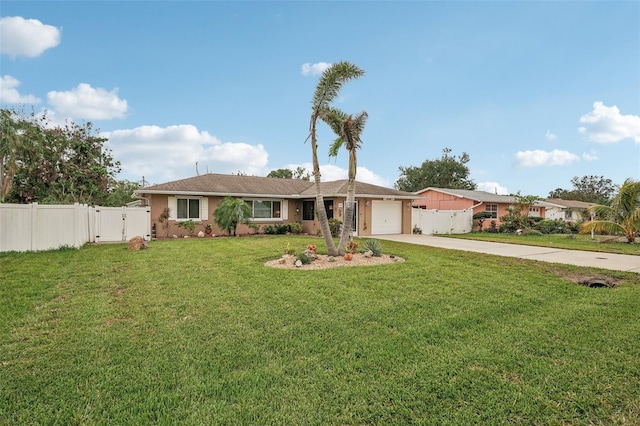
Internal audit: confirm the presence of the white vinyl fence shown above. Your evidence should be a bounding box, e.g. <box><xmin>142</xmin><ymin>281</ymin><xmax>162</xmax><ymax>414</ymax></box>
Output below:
<box><xmin>0</xmin><ymin>203</ymin><xmax>150</xmax><ymax>252</ymax></box>
<box><xmin>412</xmin><ymin>208</ymin><xmax>473</xmax><ymax>235</ymax></box>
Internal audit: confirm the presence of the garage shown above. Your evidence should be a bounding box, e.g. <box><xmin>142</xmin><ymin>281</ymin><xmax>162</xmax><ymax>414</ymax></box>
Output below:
<box><xmin>371</xmin><ymin>200</ymin><xmax>403</xmax><ymax>234</ymax></box>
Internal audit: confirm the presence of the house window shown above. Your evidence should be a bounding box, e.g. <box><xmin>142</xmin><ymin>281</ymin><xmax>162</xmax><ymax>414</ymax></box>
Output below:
<box><xmin>177</xmin><ymin>198</ymin><xmax>200</xmax><ymax>220</ymax></box>
<box><xmin>302</xmin><ymin>200</ymin><xmax>315</xmax><ymax>221</ymax></box>
<box><xmin>485</xmin><ymin>204</ymin><xmax>498</xmax><ymax>219</ymax></box>
<box><xmin>245</xmin><ymin>200</ymin><xmax>281</xmax><ymax>219</ymax></box>
<box><xmin>565</xmin><ymin>209</ymin><xmax>573</xmax><ymax>220</ymax></box>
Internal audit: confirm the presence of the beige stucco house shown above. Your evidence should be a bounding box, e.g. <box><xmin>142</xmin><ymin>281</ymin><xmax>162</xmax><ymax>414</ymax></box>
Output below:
<box><xmin>134</xmin><ymin>173</ymin><xmax>417</xmax><ymax>237</ymax></box>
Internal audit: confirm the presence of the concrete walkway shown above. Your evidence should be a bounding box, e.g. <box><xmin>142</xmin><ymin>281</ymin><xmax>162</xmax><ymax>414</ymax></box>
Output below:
<box><xmin>376</xmin><ymin>234</ymin><xmax>640</xmax><ymax>273</ymax></box>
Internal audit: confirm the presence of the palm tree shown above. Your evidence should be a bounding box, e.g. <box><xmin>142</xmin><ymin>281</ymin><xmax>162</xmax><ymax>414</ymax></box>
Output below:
<box><xmin>580</xmin><ymin>178</ymin><xmax>640</xmax><ymax>243</ymax></box>
<box><xmin>308</xmin><ymin>61</ymin><xmax>365</xmax><ymax>256</ymax></box>
<box><xmin>213</xmin><ymin>196</ymin><xmax>253</xmax><ymax>236</ymax></box>
<box><xmin>321</xmin><ymin>107</ymin><xmax>368</xmax><ymax>255</ymax></box>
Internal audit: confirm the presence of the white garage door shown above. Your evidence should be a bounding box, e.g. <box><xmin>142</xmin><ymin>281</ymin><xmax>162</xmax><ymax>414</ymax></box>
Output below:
<box><xmin>371</xmin><ymin>200</ymin><xmax>402</xmax><ymax>234</ymax></box>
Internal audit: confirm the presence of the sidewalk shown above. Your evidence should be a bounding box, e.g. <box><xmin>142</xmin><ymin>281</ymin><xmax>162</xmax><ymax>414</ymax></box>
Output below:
<box><xmin>376</xmin><ymin>234</ymin><xmax>640</xmax><ymax>273</ymax></box>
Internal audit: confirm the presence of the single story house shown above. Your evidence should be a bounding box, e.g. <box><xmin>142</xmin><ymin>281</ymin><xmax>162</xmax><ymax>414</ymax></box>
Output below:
<box><xmin>544</xmin><ymin>199</ymin><xmax>596</xmax><ymax>222</ymax></box>
<box><xmin>411</xmin><ymin>187</ymin><xmax>550</xmax><ymax>228</ymax></box>
<box><xmin>134</xmin><ymin>173</ymin><xmax>418</xmax><ymax>237</ymax></box>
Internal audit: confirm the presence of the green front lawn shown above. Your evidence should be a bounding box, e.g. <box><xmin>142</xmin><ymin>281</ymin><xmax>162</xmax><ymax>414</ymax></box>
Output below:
<box><xmin>2</xmin><ymin>237</ymin><xmax>639</xmax><ymax>424</ymax></box>
<box><xmin>441</xmin><ymin>232</ymin><xmax>640</xmax><ymax>256</ymax></box>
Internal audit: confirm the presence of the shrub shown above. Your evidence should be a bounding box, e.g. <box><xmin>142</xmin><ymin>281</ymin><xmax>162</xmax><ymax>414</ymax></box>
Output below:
<box><xmin>346</xmin><ymin>239</ymin><xmax>358</xmax><ymax>254</ymax></box>
<box><xmin>328</xmin><ymin>218</ymin><xmax>342</xmax><ymax>238</ymax></box>
<box><xmin>296</xmin><ymin>252</ymin><xmax>312</xmax><ymax>265</ymax></box>
<box><xmin>248</xmin><ymin>223</ymin><xmax>261</xmax><ymax>234</ymax></box>
<box><xmin>362</xmin><ymin>239</ymin><xmax>382</xmax><ymax>257</ymax></box>
<box><xmin>177</xmin><ymin>219</ymin><xmax>196</xmax><ymax>236</ymax></box>
<box><xmin>288</xmin><ymin>222</ymin><xmax>303</xmax><ymax>234</ymax></box>
<box><xmin>263</xmin><ymin>225</ymin><xmax>277</xmax><ymax>235</ymax></box>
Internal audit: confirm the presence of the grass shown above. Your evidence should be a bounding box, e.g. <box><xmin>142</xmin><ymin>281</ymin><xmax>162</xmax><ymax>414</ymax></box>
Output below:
<box><xmin>1</xmin><ymin>236</ymin><xmax>639</xmax><ymax>425</ymax></box>
<box><xmin>440</xmin><ymin>232</ymin><xmax>640</xmax><ymax>256</ymax></box>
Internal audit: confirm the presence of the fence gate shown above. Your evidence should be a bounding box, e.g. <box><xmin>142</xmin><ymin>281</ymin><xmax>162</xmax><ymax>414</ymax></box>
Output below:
<box><xmin>95</xmin><ymin>206</ymin><xmax>151</xmax><ymax>243</ymax></box>
<box><xmin>412</xmin><ymin>208</ymin><xmax>473</xmax><ymax>235</ymax></box>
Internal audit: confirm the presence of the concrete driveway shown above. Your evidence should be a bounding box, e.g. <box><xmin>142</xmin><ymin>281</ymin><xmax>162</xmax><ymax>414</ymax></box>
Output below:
<box><xmin>376</xmin><ymin>234</ymin><xmax>640</xmax><ymax>273</ymax></box>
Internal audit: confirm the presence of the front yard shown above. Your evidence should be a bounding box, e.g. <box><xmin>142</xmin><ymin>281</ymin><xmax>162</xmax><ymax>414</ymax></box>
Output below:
<box><xmin>1</xmin><ymin>236</ymin><xmax>639</xmax><ymax>424</ymax></box>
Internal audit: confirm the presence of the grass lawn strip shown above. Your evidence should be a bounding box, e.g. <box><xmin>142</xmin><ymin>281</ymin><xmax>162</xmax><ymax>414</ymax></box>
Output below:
<box><xmin>1</xmin><ymin>236</ymin><xmax>639</xmax><ymax>424</ymax></box>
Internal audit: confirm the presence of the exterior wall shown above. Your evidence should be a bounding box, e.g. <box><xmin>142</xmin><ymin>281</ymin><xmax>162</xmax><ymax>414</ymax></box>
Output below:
<box><xmin>546</xmin><ymin>207</ymin><xmax>585</xmax><ymax>222</ymax></box>
<box><xmin>146</xmin><ymin>194</ymin><xmax>300</xmax><ymax>237</ymax></box>
<box><xmin>144</xmin><ymin>193</ymin><xmax>413</xmax><ymax>238</ymax></box>
<box><xmin>413</xmin><ymin>190</ymin><xmax>476</xmax><ymax>210</ymax></box>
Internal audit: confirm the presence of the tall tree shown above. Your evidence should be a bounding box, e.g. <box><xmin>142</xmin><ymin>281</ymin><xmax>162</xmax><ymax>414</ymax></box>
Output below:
<box><xmin>580</xmin><ymin>178</ymin><xmax>640</xmax><ymax>243</ymax></box>
<box><xmin>548</xmin><ymin>175</ymin><xmax>617</xmax><ymax>205</ymax></box>
<box><xmin>395</xmin><ymin>148</ymin><xmax>476</xmax><ymax>192</ymax></box>
<box><xmin>308</xmin><ymin>61</ymin><xmax>364</xmax><ymax>256</ymax></box>
<box><xmin>322</xmin><ymin>107</ymin><xmax>368</xmax><ymax>255</ymax></box>
<box><xmin>6</xmin><ymin>116</ymin><xmax>121</xmax><ymax>205</ymax></box>
<box><xmin>0</xmin><ymin>108</ymin><xmax>41</xmax><ymax>202</ymax></box>
<box><xmin>267</xmin><ymin>167</ymin><xmax>310</xmax><ymax>180</ymax></box>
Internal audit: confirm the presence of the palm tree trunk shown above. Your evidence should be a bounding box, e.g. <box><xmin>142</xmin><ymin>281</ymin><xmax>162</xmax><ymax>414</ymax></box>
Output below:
<box><xmin>310</xmin><ymin>117</ymin><xmax>338</xmax><ymax>256</ymax></box>
<box><xmin>337</xmin><ymin>178</ymin><xmax>356</xmax><ymax>255</ymax></box>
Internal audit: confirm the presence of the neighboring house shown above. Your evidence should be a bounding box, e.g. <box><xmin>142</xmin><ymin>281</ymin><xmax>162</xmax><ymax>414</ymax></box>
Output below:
<box><xmin>412</xmin><ymin>187</ymin><xmax>549</xmax><ymax>228</ymax></box>
<box><xmin>544</xmin><ymin>199</ymin><xmax>596</xmax><ymax>222</ymax></box>
<box><xmin>134</xmin><ymin>173</ymin><xmax>417</xmax><ymax>237</ymax></box>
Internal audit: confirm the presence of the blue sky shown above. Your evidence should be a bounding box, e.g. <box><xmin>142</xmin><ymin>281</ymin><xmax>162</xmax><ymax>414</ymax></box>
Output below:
<box><xmin>1</xmin><ymin>1</ymin><xmax>639</xmax><ymax>196</ymax></box>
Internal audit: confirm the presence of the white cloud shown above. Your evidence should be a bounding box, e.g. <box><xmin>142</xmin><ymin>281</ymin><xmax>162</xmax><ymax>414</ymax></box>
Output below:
<box><xmin>0</xmin><ymin>75</ymin><xmax>41</xmax><ymax>104</ymax></box>
<box><xmin>104</xmin><ymin>124</ymin><xmax>269</xmax><ymax>183</ymax></box>
<box><xmin>476</xmin><ymin>181</ymin><xmax>508</xmax><ymax>195</ymax></box>
<box><xmin>301</xmin><ymin>62</ymin><xmax>331</xmax><ymax>76</ymax></box>
<box><xmin>47</xmin><ymin>83</ymin><xmax>128</xmax><ymax>120</ymax></box>
<box><xmin>0</xmin><ymin>16</ymin><xmax>61</xmax><ymax>58</ymax></box>
<box><xmin>582</xmin><ymin>150</ymin><xmax>598</xmax><ymax>161</ymax></box>
<box><xmin>545</xmin><ymin>130</ymin><xmax>557</xmax><ymax>141</ymax></box>
<box><xmin>514</xmin><ymin>149</ymin><xmax>580</xmax><ymax>168</ymax></box>
<box><xmin>579</xmin><ymin>101</ymin><xmax>640</xmax><ymax>144</ymax></box>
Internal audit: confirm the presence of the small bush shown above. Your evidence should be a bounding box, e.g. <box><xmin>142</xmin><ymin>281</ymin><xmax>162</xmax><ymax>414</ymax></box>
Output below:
<box><xmin>362</xmin><ymin>239</ymin><xmax>382</xmax><ymax>257</ymax></box>
<box><xmin>263</xmin><ymin>225</ymin><xmax>277</xmax><ymax>235</ymax></box>
<box><xmin>328</xmin><ymin>218</ymin><xmax>342</xmax><ymax>238</ymax></box>
<box><xmin>296</xmin><ymin>252</ymin><xmax>312</xmax><ymax>265</ymax></box>
<box><xmin>288</xmin><ymin>222</ymin><xmax>303</xmax><ymax>234</ymax></box>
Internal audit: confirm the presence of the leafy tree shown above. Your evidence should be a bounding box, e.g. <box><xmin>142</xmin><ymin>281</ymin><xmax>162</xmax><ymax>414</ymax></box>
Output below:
<box><xmin>213</xmin><ymin>196</ymin><xmax>252</xmax><ymax>236</ymax></box>
<box><xmin>308</xmin><ymin>61</ymin><xmax>364</xmax><ymax>256</ymax></box>
<box><xmin>322</xmin><ymin>107</ymin><xmax>368</xmax><ymax>255</ymax></box>
<box><xmin>267</xmin><ymin>167</ymin><xmax>310</xmax><ymax>181</ymax></box>
<box><xmin>499</xmin><ymin>193</ymin><xmax>540</xmax><ymax>233</ymax></box>
<box><xmin>5</xmin><ymin>111</ymin><xmax>121</xmax><ymax>205</ymax></box>
<box><xmin>0</xmin><ymin>108</ymin><xmax>42</xmax><ymax>202</ymax></box>
<box><xmin>548</xmin><ymin>175</ymin><xmax>617</xmax><ymax>205</ymax></box>
<box><xmin>395</xmin><ymin>148</ymin><xmax>476</xmax><ymax>192</ymax></box>
<box><xmin>104</xmin><ymin>180</ymin><xmax>141</xmax><ymax>207</ymax></box>
<box><xmin>267</xmin><ymin>168</ymin><xmax>293</xmax><ymax>179</ymax></box>
<box><xmin>580</xmin><ymin>178</ymin><xmax>640</xmax><ymax>243</ymax></box>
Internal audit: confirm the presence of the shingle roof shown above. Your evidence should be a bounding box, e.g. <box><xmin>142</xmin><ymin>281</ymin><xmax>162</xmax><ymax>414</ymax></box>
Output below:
<box><xmin>420</xmin><ymin>187</ymin><xmax>519</xmax><ymax>203</ymax></box>
<box><xmin>137</xmin><ymin>174</ymin><xmax>417</xmax><ymax>199</ymax></box>
<box><xmin>300</xmin><ymin>180</ymin><xmax>416</xmax><ymax>199</ymax></box>
<box><xmin>544</xmin><ymin>198</ymin><xmax>596</xmax><ymax>209</ymax></box>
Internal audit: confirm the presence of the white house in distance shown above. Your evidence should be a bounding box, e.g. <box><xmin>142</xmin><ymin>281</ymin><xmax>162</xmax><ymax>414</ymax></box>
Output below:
<box><xmin>544</xmin><ymin>199</ymin><xmax>596</xmax><ymax>222</ymax></box>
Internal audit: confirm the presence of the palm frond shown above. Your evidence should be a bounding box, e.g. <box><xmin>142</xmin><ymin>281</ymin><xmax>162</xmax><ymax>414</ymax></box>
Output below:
<box><xmin>328</xmin><ymin>137</ymin><xmax>344</xmax><ymax>158</ymax></box>
<box><xmin>312</xmin><ymin>62</ymin><xmax>365</xmax><ymax>111</ymax></box>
